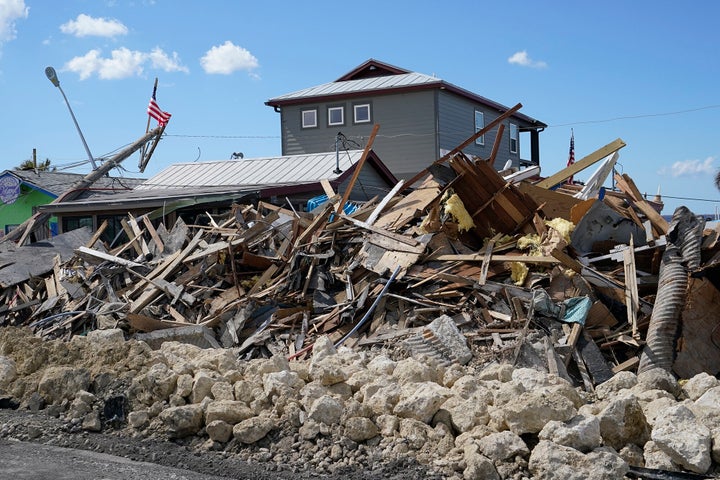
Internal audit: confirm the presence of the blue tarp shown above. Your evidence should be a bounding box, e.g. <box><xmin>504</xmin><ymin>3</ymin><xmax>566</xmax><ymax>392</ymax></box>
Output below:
<box><xmin>306</xmin><ymin>194</ymin><xmax>358</xmax><ymax>215</ymax></box>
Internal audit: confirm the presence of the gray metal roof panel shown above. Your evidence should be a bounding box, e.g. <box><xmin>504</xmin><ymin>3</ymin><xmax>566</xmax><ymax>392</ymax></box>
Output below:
<box><xmin>137</xmin><ymin>151</ymin><xmax>365</xmax><ymax>191</ymax></box>
<box><xmin>268</xmin><ymin>72</ymin><xmax>440</xmax><ymax>103</ymax></box>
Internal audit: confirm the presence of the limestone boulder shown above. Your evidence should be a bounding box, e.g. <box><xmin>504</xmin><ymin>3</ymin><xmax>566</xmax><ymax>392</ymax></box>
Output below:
<box><xmin>651</xmin><ymin>404</ymin><xmax>712</xmax><ymax>474</ymax></box>
<box><xmin>158</xmin><ymin>404</ymin><xmax>204</xmax><ymax>438</ymax></box>
<box><xmin>594</xmin><ymin>371</ymin><xmax>637</xmax><ymax>400</ymax></box>
<box><xmin>393</xmin><ymin>381</ymin><xmax>452</xmax><ymax>424</ymax></box>
<box><xmin>529</xmin><ymin>441</ymin><xmax>628</xmax><ymax>480</ymax></box>
<box><xmin>597</xmin><ymin>394</ymin><xmax>650</xmax><ymax>450</ymax></box>
<box><xmin>343</xmin><ymin>416</ymin><xmax>378</xmax><ymax>442</ymax></box>
<box><xmin>232</xmin><ymin>415</ymin><xmax>274</xmax><ymax>444</ymax></box>
<box><xmin>206</xmin><ymin>419</ymin><xmax>233</xmax><ymax>443</ymax></box>
<box><xmin>205</xmin><ymin>400</ymin><xmax>254</xmax><ymax>425</ymax></box>
<box><xmin>539</xmin><ymin>414</ymin><xmax>602</xmax><ymax>452</ymax></box>
<box><xmin>463</xmin><ymin>443</ymin><xmax>500</xmax><ymax>480</ymax></box>
<box><xmin>476</xmin><ymin>431</ymin><xmax>529</xmax><ymax>462</ymax></box>
<box><xmin>128</xmin><ymin>363</ymin><xmax>177</xmax><ymax>406</ymax></box>
<box><xmin>681</xmin><ymin>372</ymin><xmax>719</xmax><ymax>401</ymax></box>
<box><xmin>502</xmin><ymin>390</ymin><xmax>576</xmax><ymax>435</ymax></box>
<box><xmin>0</xmin><ymin>355</ymin><xmax>17</xmax><ymax>388</ymax></box>
<box><xmin>308</xmin><ymin>394</ymin><xmax>343</xmax><ymax>425</ymax></box>
<box><xmin>38</xmin><ymin>366</ymin><xmax>91</xmax><ymax>403</ymax></box>
<box><xmin>263</xmin><ymin>370</ymin><xmax>304</xmax><ymax>397</ymax></box>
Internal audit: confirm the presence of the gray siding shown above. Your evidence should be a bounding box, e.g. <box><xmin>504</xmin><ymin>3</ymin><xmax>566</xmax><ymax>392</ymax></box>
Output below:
<box><xmin>437</xmin><ymin>91</ymin><xmax>519</xmax><ymax>170</ymax></box>
<box><xmin>339</xmin><ymin>166</ymin><xmax>396</xmax><ymax>202</ymax></box>
<box><xmin>279</xmin><ymin>90</ymin><xmax>438</xmax><ymax>180</ymax></box>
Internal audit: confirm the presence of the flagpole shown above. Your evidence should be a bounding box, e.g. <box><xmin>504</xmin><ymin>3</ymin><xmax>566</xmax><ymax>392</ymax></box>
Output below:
<box><xmin>139</xmin><ymin>77</ymin><xmax>158</xmax><ymax>169</ymax></box>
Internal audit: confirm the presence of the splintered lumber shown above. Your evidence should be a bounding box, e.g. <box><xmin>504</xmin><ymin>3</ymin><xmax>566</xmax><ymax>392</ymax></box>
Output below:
<box><xmin>75</xmin><ymin>246</ymin><xmax>144</xmax><ymax>269</ymax></box>
<box><xmin>448</xmin><ymin>153</ymin><xmax>538</xmax><ymax>237</ymax></box>
<box><xmin>535</xmin><ymin>138</ymin><xmax>626</xmax><ymax>189</ymax></box>
<box><xmin>516</xmin><ymin>181</ymin><xmax>582</xmax><ymax>222</ymax></box>
<box><xmin>433</xmin><ymin>253</ymin><xmax>559</xmax><ymax>265</ymax></box>
<box><xmin>373</xmin><ymin>177</ymin><xmax>442</xmax><ymax>231</ymax></box>
<box><xmin>129</xmin><ymin>230</ymin><xmax>204</xmax><ymax>313</ymax></box>
<box><xmin>613</xmin><ymin>173</ymin><xmax>668</xmax><ymax>235</ymax></box>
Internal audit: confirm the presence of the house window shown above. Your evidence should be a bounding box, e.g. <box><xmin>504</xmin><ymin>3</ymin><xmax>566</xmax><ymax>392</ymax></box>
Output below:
<box><xmin>509</xmin><ymin>123</ymin><xmax>518</xmax><ymax>154</ymax></box>
<box><xmin>328</xmin><ymin>106</ymin><xmax>344</xmax><ymax>126</ymax></box>
<box><xmin>301</xmin><ymin>109</ymin><xmax>317</xmax><ymax>128</ymax></box>
<box><xmin>353</xmin><ymin>104</ymin><xmax>371</xmax><ymax>124</ymax></box>
<box><xmin>474</xmin><ymin>110</ymin><xmax>485</xmax><ymax>145</ymax></box>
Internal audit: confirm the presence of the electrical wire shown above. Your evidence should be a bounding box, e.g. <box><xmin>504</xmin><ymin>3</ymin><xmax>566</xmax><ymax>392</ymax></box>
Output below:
<box><xmin>549</xmin><ymin>104</ymin><xmax>720</xmax><ymax>128</ymax></box>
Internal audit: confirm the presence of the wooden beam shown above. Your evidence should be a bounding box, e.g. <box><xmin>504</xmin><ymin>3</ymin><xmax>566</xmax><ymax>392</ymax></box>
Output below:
<box><xmin>336</xmin><ymin>123</ymin><xmax>380</xmax><ymax>216</ymax></box>
<box><xmin>487</xmin><ymin>123</ymin><xmax>506</xmax><ymax>167</ymax></box>
<box><xmin>536</xmin><ymin>138</ymin><xmax>626</xmax><ymax>189</ymax></box>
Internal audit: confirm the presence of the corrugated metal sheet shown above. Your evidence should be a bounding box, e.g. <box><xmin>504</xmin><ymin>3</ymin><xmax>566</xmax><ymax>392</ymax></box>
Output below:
<box><xmin>137</xmin><ymin>150</ymin><xmax>366</xmax><ymax>191</ymax></box>
<box><xmin>268</xmin><ymin>72</ymin><xmax>440</xmax><ymax>103</ymax></box>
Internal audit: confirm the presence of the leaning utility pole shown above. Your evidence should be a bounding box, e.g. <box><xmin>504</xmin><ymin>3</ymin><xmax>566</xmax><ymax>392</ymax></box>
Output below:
<box><xmin>3</xmin><ymin>126</ymin><xmax>165</xmax><ymax>245</ymax></box>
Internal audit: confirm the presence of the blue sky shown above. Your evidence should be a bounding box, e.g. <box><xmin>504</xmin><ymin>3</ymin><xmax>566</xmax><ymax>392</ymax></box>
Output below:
<box><xmin>1</xmin><ymin>0</ymin><xmax>719</xmax><ymax>216</ymax></box>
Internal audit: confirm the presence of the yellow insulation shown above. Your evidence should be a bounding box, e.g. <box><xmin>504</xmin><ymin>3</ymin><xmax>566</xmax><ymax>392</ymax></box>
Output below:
<box><xmin>444</xmin><ymin>193</ymin><xmax>475</xmax><ymax>233</ymax></box>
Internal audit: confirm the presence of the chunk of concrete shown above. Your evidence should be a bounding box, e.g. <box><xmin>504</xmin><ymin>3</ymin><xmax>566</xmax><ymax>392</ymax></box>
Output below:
<box><xmin>135</xmin><ymin>325</ymin><xmax>220</xmax><ymax>350</ymax></box>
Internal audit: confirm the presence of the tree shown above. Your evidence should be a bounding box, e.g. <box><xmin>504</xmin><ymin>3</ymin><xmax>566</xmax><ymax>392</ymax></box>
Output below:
<box><xmin>716</xmin><ymin>169</ymin><xmax>720</xmax><ymax>191</ymax></box>
<box><xmin>15</xmin><ymin>158</ymin><xmax>55</xmax><ymax>172</ymax></box>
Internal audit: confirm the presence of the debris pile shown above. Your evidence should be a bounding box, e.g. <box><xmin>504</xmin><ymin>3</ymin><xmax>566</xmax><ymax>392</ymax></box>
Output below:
<box><xmin>1</xmin><ymin>137</ymin><xmax>720</xmax><ymax>478</ymax></box>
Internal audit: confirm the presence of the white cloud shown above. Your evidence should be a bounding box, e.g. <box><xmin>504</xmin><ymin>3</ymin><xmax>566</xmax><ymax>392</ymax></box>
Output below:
<box><xmin>0</xmin><ymin>0</ymin><xmax>28</xmax><ymax>51</ymax></box>
<box><xmin>63</xmin><ymin>47</ymin><xmax>188</xmax><ymax>80</ymax></box>
<box><xmin>148</xmin><ymin>47</ymin><xmax>189</xmax><ymax>73</ymax></box>
<box><xmin>200</xmin><ymin>41</ymin><xmax>259</xmax><ymax>75</ymax></box>
<box><xmin>660</xmin><ymin>156</ymin><xmax>716</xmax><ymax>177</ymax></box>
<box><xmin>508</xmin><ymin>50</ymin><xmax>547</xmax><ymax>69</ymax></box>
<box><xmin>60</xmin><ymin>13</ymin><xmax>127</xmax><ymax>38</ymax></box>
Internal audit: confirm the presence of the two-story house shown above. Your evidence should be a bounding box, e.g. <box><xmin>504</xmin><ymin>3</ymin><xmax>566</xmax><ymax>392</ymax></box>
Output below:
<box><xmin>266</xmin><ymin>59</ymin><xmax>547</xmax><ymax>180</ymax></box>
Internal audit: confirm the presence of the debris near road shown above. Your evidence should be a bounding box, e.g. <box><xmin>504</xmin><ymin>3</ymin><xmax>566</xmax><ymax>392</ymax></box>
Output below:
<box><xmin>2</xmin><ymin>137</ymin><xmax>720</xmax><ymax>478</ymax></box>
<box><xmin>1</xmin><ymin>140</ymin><xmax>719</xmax><ymax>388</ymax></box>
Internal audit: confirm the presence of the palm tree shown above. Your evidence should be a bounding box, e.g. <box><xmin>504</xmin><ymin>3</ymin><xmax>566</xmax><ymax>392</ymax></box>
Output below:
<box><xmin>15</xmin><ymin>158</ymin><xmax>54</xmax><ymax>171</ymax></box>
<box><xmin>716</xmin><ymin>169</ymin><xmax>720</xmax><ymax>191</ymax></box>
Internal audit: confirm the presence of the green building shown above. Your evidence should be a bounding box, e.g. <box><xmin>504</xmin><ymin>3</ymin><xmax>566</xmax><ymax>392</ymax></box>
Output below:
<box><xmin>0</xmin><ymin>169</ymin><xmax>144</xmax><ymax>241</ymax></box>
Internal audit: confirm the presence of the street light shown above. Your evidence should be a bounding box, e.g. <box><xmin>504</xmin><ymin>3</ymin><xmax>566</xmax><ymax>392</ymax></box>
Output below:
<box><xmin>45</xmin><ymin>66</ymin><xmax>98</xmax><ymax>170</ymax></box>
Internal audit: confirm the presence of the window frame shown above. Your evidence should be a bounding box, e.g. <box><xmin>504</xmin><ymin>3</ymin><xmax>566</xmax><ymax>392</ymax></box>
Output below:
<box><xmin>474</xmin><ymin>110</ymin><xmax>485</xmax><ymax>145</ymax></box>
<box><xmin>301</xmin><ymin>109</ymin><xmax>318</xmax><ymax>129</ymax></box>
<box><xmin>353</xmin><ymin>103</ymin><xmax>371</xmax><ymax>124</ymax></box>
<box><xmin>509</xmin><ymin>123</ymin><xmax>518</xmax><ymax>154</ymax></box>
<box><xmin>327</xmin><ymin>106</ymin><xmax>345</xmax><ymax>126</ymax></box>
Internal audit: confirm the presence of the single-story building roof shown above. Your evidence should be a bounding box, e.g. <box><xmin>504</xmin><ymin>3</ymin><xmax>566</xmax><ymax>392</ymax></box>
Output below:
<box><xmin>0</xmin><ymin>169</ymin><xmax>145</xmax><ymax>203</ymax></box>
<box><xmin>38</xmin><ymin>149</ymin><xmax>398</xmax><ymax>215</ymax></box>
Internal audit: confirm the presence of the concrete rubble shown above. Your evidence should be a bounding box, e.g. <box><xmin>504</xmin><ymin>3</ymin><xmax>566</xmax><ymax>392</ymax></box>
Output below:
<box><xmin>1</xmin><ymin>133</ymin><xmax>720</xmax><ymax>478</ymax></box>
<box><xmin>0</xmin><ymin>327</ymin><xmax>719</xmax><ymax>478</ymax></box>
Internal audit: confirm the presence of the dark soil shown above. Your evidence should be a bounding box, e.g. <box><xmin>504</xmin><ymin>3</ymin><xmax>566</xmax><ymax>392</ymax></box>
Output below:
<box><xmin>0</xmin><ymin>408</ymin><xmax>445</xmax><ymax>479</ymax></box>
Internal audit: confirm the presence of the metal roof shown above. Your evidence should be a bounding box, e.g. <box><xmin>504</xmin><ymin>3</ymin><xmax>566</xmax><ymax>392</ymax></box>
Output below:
<box><xmin>137</xmin><ymin>150</ymin><xmax>370</xmax><ymax>191</ymax></box>
<box><xmin>266</xmin><ymin>59</ymin><xmax>547</xmax><ymax>128</ymax></box>
<box><xmin>39</xmin><ymin>150</ymin><xmax>397</xmax><ymax>215</ymax></box>
<box><xmin>3</xmin><ymin>170</ymin><xmax>145</xmax><ymax>198</ymax></box>
<box><xmin>267</xmin><ymin>72</ymin><xmax>441</xmax><ymax>104</ymax></box>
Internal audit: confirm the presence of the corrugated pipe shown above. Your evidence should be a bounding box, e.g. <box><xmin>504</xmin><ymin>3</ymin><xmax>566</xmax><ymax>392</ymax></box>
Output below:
<box><xmin>638</xmin><ymin>207</ymin><xmax>704</xmax><ymax>374</ymax></box>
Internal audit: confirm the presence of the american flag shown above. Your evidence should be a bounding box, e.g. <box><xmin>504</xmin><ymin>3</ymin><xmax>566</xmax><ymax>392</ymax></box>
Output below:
<box><xmin>147</xmin><ymin>85</ymin><xmax>171</xmax><ymax>126</ymax></box>
<box><xmin>566</xmin><ymin>129</ymin><xmax>575</xmax><ymax>184</ymax></box>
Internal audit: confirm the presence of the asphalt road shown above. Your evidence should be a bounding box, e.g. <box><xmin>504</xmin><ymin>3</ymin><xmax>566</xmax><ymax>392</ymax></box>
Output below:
<box><xmin>0</xmin><ymin>439</ymin><xmax>234</xmax><ymax>480</ymax></box>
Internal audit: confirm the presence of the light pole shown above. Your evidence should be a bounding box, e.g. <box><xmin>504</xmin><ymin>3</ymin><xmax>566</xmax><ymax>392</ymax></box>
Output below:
<box><xmin>45</xmin><ymin>66</ymin><xmax>98</xmax><ymax>170</ymax></box>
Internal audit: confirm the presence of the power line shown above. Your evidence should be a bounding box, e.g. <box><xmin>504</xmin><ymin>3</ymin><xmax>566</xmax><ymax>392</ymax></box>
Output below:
<box><xmin>660</xmin><ymin>194</ymin><xmax>720</xmax><ymax>204</ymax></box>
<box><xmin>549</xmin><ymin>104</ymin><xmax>720</xmax><ymax>128</ymax></box>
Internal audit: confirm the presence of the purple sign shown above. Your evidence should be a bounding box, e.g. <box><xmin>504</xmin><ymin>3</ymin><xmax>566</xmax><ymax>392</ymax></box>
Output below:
<box><xmin>0</xmin><ymin>176</ymin><xmax>20</xmax><ymax>204</ymax></box>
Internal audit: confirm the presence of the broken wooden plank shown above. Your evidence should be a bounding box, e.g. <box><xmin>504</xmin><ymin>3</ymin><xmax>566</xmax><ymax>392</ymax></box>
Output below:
<box><xmin>75</xmin><ymin>246</ymin><xmax>144</xmax><ymax>269</ymax></box>
<box><xmin>336</xmin><ymin>123</ymin><xmax>380</xmax><ymax>216</ymax></box>
<box><xmin>536</xmin><ymin>138</ymin><xmax>626</xmax><ymax>189</ymax></box>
